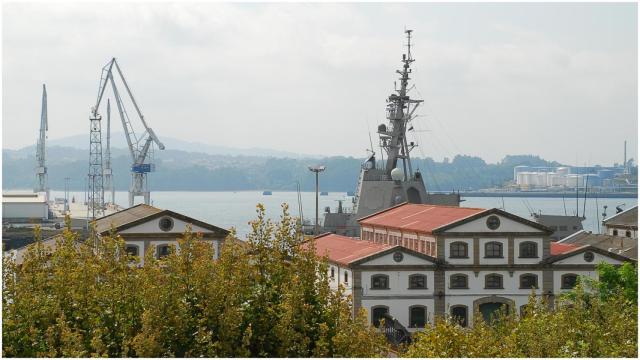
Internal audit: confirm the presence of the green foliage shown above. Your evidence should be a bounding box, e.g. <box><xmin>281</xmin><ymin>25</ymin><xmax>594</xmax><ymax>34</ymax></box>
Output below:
<box><xmin>589</xmin><ymin>262</ymin><xmax>637</xmax><ymax>304</ymax></box>
<box><xmin>404</xmin><ymin>289</ymin><xmax>637</xmax><ymax>358</ymax></box>
<box><xmin>3</xmin><ymin>208</ymin><xmax>386</xmax><ymax>357</ymax></box>
<box><xmin>4</xmin><ymin>146</ymin><xmax>580</xmax><ymax>191</ymax></box>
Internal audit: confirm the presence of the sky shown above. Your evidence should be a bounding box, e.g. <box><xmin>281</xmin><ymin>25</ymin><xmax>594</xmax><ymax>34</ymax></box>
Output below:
<box><xmin>2</xmin><ymin>1</ymin><xmax>637</xmax><ymax>166</ymax></box>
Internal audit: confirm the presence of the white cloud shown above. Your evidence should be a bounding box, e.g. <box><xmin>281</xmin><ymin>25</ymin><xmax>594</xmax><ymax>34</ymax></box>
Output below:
<box><xmin>2</xmin><ymin>2</ymin><xmax>636</xmax><ymax>166</ymax></box>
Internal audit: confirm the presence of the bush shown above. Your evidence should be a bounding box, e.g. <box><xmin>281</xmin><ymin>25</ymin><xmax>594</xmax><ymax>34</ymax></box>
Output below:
<box><xmin>2</xmin><ymin>206</ymin><xmax>386</xmax><ymax>357</ymax></box>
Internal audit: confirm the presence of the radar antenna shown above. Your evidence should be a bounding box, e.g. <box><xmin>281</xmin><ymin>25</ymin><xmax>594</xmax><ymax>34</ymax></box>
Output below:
<box><xmin>377</xmin><ymin>29</ymin><xmax>423</xmax><ymax>180</ymax></box>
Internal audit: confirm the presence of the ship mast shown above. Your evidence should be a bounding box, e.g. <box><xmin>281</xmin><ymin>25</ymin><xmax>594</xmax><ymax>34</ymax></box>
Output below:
<box><xmin>378</xmin><ymin>30</ymin><xmax>423</xmax><ymax>180</ymax></box>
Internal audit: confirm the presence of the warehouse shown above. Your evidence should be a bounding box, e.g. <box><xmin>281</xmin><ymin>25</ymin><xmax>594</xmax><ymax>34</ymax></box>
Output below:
<box><xmin>2</xmin><ymin>192</ymin><xmax>49</xmax><ymax>221</ymax></box>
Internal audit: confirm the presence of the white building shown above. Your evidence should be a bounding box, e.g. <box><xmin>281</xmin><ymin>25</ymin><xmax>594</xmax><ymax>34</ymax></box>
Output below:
<box><xmin>95</xmin><ymin>204</ymin><xmax>229</xmax><ymax>265</ymax></box>
<box><xmin>314</xmin><ymin>203</ymin><xmax>634</xmax><ymax>329</ymax></box>
<box><xmin>602</xmin><ymin>206</ymin><xmax>638</xmax><ymax>239</ymax></box>
<box><xmin>2</xmin><ymin>191</ymin><xmax>49</xmax><ymax>221</ymax></box>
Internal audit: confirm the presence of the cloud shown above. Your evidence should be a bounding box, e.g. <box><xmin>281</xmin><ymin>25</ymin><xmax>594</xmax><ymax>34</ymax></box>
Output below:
<box><xmin>2</xmin><ymin>2</ymin><xmax>636</xmax><ymax>166</ymax></box>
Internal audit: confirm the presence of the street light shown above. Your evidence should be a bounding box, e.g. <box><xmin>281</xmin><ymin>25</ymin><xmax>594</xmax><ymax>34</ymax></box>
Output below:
<box><xmin>308</xmin><ymin>165</ymin><xmax>326</xmax><ymax>235</ymax></box>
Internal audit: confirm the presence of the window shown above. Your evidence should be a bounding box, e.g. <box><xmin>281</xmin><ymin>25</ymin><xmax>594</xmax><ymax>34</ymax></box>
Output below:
<box><xmin>451</xmin><ymin>306</ymin><xmax>468</xmax><ymax>327</ymax></box>
<box><xmin>409</xmin><ymin>274</ymin><xmax>427</xmax><ymax>289</ymax></box>
<box><xmin>409</xmin><ymin>306</ymin><xmax>427</xmax><ymax>328</ymax></box>
<box><xmin>158</xmin><ymin>216</ymin><xmax>174</xmax><ymax>232</ymax></box>
<box><xmin>561</xmin><ymin>274</ymin><xmax>578</xmax><ymax>289</ymax></box>
<box><xmin>485</xmin><ymin>242</ymin><xmax>503</xmax><ymax>258</ymax></box>
<box><xmin>450</xmin><ymin>242</ymin><xmax>468</xmax><ymax>258</ymax></box>
<box><xmin>485</xmin><ymin>273</ymin><xmax>503</xmax><ymax>289</ymax></box>
<box><xmin>330</xmin><ymin>267</ymin><xmax>335</xmax><ymax>279</ymax></box>
<box><xmin>125</xmin><ymin>245</ymin><xmax>139</xmax><ymax>257</ymax></box>
<box><xmin>450</xmin><ymin>274</ymin><xmax>468</xmax><ymax>289</ymax></box>
<box><xmin>371</xmin><ymin>306</ymin><xmax>388</xmax><ymax>327</ymax></box>
<box><xmin>371</xmin><ymin>274</ymin><xmax>389</xmax><ymax>289</ymax></box>
<box><xmin>157</xmin><ymin>244</ymin><xmax>170</xmax><ymax>259</ymax></box>
<box><xmin>519</xmin><ymin>274</ymin><xmax>538</xmax><ymax>289</ymax></box>
<box><xmin>559</xmin><ymin>225</ymin><xmax>568</xmax><ymax>231</ymax></box>
<box><xmin>613</xmin><ymin>229</ymin><xmax>619</xmax><ymax>236</ymax></box>
<box><xmin>519</xmin><ymin>242</ymin><xmax>538</xmax><ymax>258</ymax></box>
<box><xmin>626</xmin><ymin>230</ymin><xmax>632</xmax><ymax>237</ymax></box>
<box><xmin>344</xmin><ymin>271</ymin><xmax>349</xmax><ymax>284</ymax></box>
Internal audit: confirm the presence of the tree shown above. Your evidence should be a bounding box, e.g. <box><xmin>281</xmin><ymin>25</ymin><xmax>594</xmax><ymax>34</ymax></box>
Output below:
<box><xmin>405</xmin><ymin>286</ymin><xmax>637</xmax><ymax>358</ymax></box>
<box><xmin>3</xmin><ymin>207</ymin><xmax>386</xmax><ymax>357</ymax></box>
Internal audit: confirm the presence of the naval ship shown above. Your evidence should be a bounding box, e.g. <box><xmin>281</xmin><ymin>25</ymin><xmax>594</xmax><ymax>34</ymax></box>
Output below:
<box><xmin>321</xmin><ymin>30</ymin><xmax>460</xmax><ymax>237</ymax></box>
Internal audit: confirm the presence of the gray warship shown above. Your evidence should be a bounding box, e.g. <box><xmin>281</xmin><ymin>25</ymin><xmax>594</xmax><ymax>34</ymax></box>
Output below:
<box><xmin>321</xmin><ymin>30</ymin><xmax>460</xmax><ymax>237</ymax></box>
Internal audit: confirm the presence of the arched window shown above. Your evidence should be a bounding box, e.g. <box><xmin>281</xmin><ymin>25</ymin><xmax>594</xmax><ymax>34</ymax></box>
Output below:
<box><xmin>626</xmin><ymin>230</ymin><xmax>632</xmax><ymax>237</ymax></box>
<box><xmin>344</xmin><ymin>271</ymin><xmax>349</xmax><ymax>284</ymax></box>
<box><xmin>519</xmin><ymin>242</ymin><xmax>538</xmax><ymax>258</ymax></box>
<box><xmin>561</xmin><ymin>273</ymin><xmax>578</xmax><ymax>289</ymax></box>
<box><xmin>157</xmin><ymin>244</ymin><xmax>171</xmax><ymax>259</ymax></box>
<box><xmin>125</xmin><ymin>245</ymin><xmax>139</xmax><ymax>257</ymax></box>
<box><xmin>485</xmin><ymin>242</ymin><xmax>503</xmax><ymax>258</ymax></box>
<box><xmin>371</xmin><ymin>306</ymin><xmax>389</xmax><ymax>327</ymax></box>
<box><xmin>408</xmin><ymin>274</ymin><xmax>427</xmax><ymax>289</ymax></box>
<box><xmin>519</xmin><ymin>273</ymin><xmax>538</xmax><ymax>289</ymax></box>
<box><xmin>330</xmin><ymin>267</ymin><xmax>335</xmax><ymax>279</ymax></box>
<box><xmin>450</xmin><ymin>242</ymin><xmax>468</xmax><ymax>258</ymax></box>
<box><xmin>450</xmin><ymin>305</ymin><xmax>468</xmax><ymax>327</ymax></box>
<box><xmin>371</xmin><ymin>274</ymin><xmax>389</xmax><ymax>289</ymax></box>
<box><xmin>409</xmin><ymin>305</ymin><xmax>427</xmax><ymax>328</ymax></box>
<box><xmin>485</xmin><ymin>273</ymin><xmax>503</xmax><ymax>289</ymax></box>
<box><xmin>450</xmin><ymin>274</ymin><xmax>468</xmax><ymax>289</ymax></box>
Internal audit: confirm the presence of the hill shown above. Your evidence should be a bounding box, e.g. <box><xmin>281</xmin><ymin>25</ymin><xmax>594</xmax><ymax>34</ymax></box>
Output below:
<box><xmin>3</xmin><ymin>144</ymin><xmax>563</xmax><ymax>192</ymax></box>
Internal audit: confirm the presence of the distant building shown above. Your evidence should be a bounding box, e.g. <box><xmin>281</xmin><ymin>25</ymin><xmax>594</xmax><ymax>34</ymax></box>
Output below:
<box><xmin>559</xmin><ymin>230</ymin><xmax>637</xmax><ymax>260</ymax></box>
<box><xmin>313</xmin><ymin>203</ymin><xmax>635</xmax><ymax>329</ymax></box>
<box><xmin>95</xmin><ymin>204</ymin><xmax>229</xmax><ymax>265</ymax></box>
<box><xmin>2</xmin><ymin>191</ymin><xmax>49</xmax><ymax>221</ymax></box>
<box><xmin>530</xmin><ymin>214</ymin><xmax>583</xmax><ymax>241</ymax></box>
<box><xmin>602</xmin><ymin>206</ymin><xmax>637</xmax><ymax>239</ymax></box>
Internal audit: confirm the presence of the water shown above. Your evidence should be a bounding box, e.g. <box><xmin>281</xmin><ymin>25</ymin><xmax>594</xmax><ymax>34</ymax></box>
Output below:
<box><xmin>49</xmin><ymin>190</ymin><xmax>637</xmax><ymax>239</ymax></box>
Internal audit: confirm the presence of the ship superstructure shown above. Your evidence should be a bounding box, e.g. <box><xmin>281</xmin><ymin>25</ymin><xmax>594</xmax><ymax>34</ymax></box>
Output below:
<box><xmin>322</xmin><ymin>30</ymin><xmax>460</xmax><ymax>237</ymax></box>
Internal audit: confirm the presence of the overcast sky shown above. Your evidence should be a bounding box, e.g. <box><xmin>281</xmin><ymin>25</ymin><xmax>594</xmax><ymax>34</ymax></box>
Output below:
<box><xmin>2</xmin><ymin>2</ymin><xmax>637</xmax><ymax>166</ymax></box>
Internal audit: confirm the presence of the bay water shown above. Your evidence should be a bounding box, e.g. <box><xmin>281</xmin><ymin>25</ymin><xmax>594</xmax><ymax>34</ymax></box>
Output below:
<box><xmin>49</xmin><ymin>190</ymin><xmax>637</xmax><ymax>239</ymax></box>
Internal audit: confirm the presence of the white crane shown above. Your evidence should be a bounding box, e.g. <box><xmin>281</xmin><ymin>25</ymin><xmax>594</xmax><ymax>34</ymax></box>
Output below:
<box><xmin>103</xmin><ymin>99</ymin><xmax>115</xmax><ymax>204</ymax></box>
<box><xmin>35</xmin><ymin>84</ymin><xmax>48</xmax><ymax>198</ymax></box>
<box><xmin>91</xmin><ymin>58</ymin><xmax>165</xmax><ymax>207</ymax></box>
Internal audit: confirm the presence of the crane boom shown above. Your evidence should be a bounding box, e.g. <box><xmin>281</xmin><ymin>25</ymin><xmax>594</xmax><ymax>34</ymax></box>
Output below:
<box><xmin>35</xmin><ymin>84</ymin><xmax>48</xmax><ymax>195</ymax></box>
<box><xmin>90</xmin><ymin>57</ymin><xmax>165</xmax><ymax>207</ymax></box>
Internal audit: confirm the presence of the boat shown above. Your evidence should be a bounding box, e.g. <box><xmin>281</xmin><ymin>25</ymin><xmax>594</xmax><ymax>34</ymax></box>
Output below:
<box><xmin>321</xmin><ymin>30</ymin><xmax>460</xmax><ymax>237</ymax></box>
<box><xmin>262</xmin><ymin>191</ymin><xmax>273</xmax><ymax>195</ymax></box>
<box><xmin>320</xmin><ymin>191</ymin><xmax>328</xmax><ymax>196</ymax></box>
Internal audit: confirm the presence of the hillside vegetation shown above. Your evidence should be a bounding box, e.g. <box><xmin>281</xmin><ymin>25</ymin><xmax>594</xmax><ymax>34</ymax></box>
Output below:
<box><xmin>3</xmin><ymin>146</ymin><xmax>562</xmax><ymax>192</ymax></box>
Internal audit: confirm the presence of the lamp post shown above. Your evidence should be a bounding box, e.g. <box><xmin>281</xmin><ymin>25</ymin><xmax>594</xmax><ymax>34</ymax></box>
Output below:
<box><xmin>308</xmin><ymin>165</ymin><xmax>326</xmax><ymax>235</ymax></box>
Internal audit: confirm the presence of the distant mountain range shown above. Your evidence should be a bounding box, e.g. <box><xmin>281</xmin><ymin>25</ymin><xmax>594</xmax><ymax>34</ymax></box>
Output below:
<box><xmin>3</xmin><ymin>137</ymin><xmax>570</xmax><ymax>192</ymax></box>
<box><xmin>40</xmin><ymin>132</ymin><xmax>322</xmax><ymax>159</ymax></box>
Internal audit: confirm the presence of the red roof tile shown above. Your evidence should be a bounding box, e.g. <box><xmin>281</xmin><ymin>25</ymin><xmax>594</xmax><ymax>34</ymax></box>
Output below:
<box><xmin>550</xmin><ymin>242</ymin><xmax>580</xmax><ymax>255</ymax></box>
<box><xmin>309</xmin><ymin>233</ymin><xmax>393</xmax><ymax>266</ymax></box>
<box><xmin>358</xmin><ymin>203</ymin><xmax>487</xmax><ymax>234</ymax></box>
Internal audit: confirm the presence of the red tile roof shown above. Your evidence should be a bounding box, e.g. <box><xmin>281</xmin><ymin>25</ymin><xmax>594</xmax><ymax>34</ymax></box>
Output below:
<box><xmin>358</xmin><ymin>203</ymin><xmax>487</xmax><ymax>234</ymax></box>
<box><xmin>550</xmin><ymin>242</ymin><xmax>580</xmax><ymax>255</ymax></box>
<box><xmin>309</xmin><ymin>233</ymin><xmax>393</xmax><ymax>266</ymax></box>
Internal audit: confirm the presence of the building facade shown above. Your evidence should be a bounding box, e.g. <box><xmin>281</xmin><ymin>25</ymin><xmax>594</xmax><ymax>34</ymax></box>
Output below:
<box><xmin>314</xmin><ymin>203</ymin><xmax>634</xmax><ymax>329</ymax></box>
<box><xmin>602</xmin><ymin>205</ymin><xmax>637</xmax><ymax>239</ymax></box>
<box><xmin>95</xmin><ymin>204</ymin><xmax>229</xmax><ymax>265</ymax></box>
